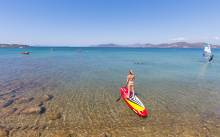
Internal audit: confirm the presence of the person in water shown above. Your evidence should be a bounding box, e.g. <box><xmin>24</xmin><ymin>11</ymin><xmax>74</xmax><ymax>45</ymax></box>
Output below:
<box><xmin>125</xmin><ymin>70</ymin><xmax>135</xmax><ymax>98</ymax></box>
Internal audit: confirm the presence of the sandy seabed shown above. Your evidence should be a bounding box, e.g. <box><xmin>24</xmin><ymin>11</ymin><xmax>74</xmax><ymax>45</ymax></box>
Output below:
<box><xmin>0</xmin><ymin>78</ymin><xmax>220</xmax><ymax>137</ymax></box>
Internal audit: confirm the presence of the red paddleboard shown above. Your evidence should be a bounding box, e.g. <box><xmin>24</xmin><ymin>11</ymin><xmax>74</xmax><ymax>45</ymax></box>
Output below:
<box><xmin>120</xmin><ymin>87</ymin><xmax>148</xmax><ymax>117</ymax></box>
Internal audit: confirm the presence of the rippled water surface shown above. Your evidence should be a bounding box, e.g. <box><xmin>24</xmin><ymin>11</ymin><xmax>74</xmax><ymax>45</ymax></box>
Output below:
<box><xmin>0</xmin><ymin>47</ymin><xmax>220</xmax><ymax>136</ymax></box>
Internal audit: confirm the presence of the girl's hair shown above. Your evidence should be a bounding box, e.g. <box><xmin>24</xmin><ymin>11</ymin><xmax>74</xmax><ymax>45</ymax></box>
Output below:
<box><xmin>129</xmin><ymin>69</ymin><xmax>134</xmax><ymax>75</ymax></box>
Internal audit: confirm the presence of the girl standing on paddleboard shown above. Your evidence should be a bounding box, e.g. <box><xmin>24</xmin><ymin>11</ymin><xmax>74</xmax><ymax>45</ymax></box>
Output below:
<box><xmin>126</xmin><ymin>70</ymin><xmax>135</xmax><ymax>98</ymax></box>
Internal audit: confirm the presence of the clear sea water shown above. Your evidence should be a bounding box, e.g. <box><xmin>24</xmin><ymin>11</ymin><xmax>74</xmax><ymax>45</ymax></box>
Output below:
<box><xmin>0</xmin><ymin>47</ymin><xmax>220</xmax><ymax>136</ymax></box>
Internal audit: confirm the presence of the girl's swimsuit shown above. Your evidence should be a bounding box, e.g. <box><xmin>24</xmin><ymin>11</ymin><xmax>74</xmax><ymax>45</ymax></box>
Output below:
<box><xmin>128</xmin><ymin>80</ymin><xmax>134</xmax><ymax>86</ymax></box>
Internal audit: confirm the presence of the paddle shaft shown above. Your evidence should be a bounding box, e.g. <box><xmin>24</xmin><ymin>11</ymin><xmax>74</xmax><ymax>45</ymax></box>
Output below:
<box><xmin>116</xmin><ymin>96</ymin><xmax>121</xmax><ymax>102</ymax></box>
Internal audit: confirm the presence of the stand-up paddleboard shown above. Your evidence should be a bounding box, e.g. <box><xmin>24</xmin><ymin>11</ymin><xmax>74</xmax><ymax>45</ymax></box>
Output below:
<box><xmin>120</xmin><ymin>87</ymin><xmax>148</xmax><ymax>117</ymax></box>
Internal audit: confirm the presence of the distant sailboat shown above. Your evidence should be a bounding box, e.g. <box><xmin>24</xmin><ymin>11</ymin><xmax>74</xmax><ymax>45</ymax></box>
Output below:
<box><xmin>203</xmin><ymin>44</ymin><xmax>214</xmax><ymax>62</ymax></box>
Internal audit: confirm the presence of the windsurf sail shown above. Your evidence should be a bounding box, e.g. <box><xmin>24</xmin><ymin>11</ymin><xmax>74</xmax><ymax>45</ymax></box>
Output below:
<box><xmin>203</xmin><ymin>44</ymin><xmax>212</xmax><ymax>57</ymax></box>
<box><xmin>203</xmin><ymin>44</ymin><xmax>214</xmax><ymax>62</ymax></box>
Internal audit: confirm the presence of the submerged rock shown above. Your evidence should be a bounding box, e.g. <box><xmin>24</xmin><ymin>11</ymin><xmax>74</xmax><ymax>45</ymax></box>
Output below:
<box><xmin>20</xmin><ymin>125</ymin><xmax>29</xmax><ymax>130</ymax></box>
<box><xmin>0</xmin><ymin>90</ymin><xmax>16</xmax><ymax>97</ymax></box>
<box><xmin>16</xmin><ymin>97</ymin><xmax>34</xmax><ymax>104</ymax></box>
<box><xmin>43</xmin><ymin>130</ymin><xmax>71</xmax><ymax>137</ymax></box>
<box><xmin>10</xmin><ymin>130</ymin><xmax>39</xmax><ymax>137</ymax></box>
<box><xmin>103</xmin><ymin>132</ymin><xmax>112</xmax><ymax>137</ymax></box>
<box><xmin>37</xmin><ymin>101</ymin><xmax>44</xmax><ymax>106</ymax></box>
<box><xmin>0</xmin><ymin>94</ymin><xmax>15</xmax><ymax>101</ymax></box>
<box><xmin>0</xmin><ymin>99</ymin><xmax>14</xmax><ymax>108</ymax></box>
<box><xmin>47</xmin><ymin>112</ymin><xmax>62</xmax><ymax>120</ymax></box>
<box><xmin>0</xmin><ymin>99</ymin><xmax>4</xmax><ymax>104</ymax></box>
<box><xmin>3</xmin><ymin>108</ymin><xmax>17</xmax><ymax>115</ymax></box>
<box><xmin>21</xmin><ymin>106</ymin><xmax>46</xmax><ymax>114</ymax></box>
<box><xmin>38</xmin><ymin>125</ymin><xmax>47</xmax><ymax>130</ymax></box>
<box><xmin>0</xmin><ymin>126</ymin><xmax>9</xmax><ymax>137</ymax></box>
<box><xmin>42</xmin><ymin>94</ymin><xmax>53</xmax><ymax>101</ymax></box>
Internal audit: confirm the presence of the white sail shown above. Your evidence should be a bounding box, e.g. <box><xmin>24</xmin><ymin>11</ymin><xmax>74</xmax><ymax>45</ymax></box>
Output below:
<box><xmin>203</xmin><ymin>44</ymin><xmax>214</xmax><ymax>62</ymax></box>
<box><xmin>203</xmin><ymin>44</ymin><xmax>212</xmax><ymax>56</ymax></box>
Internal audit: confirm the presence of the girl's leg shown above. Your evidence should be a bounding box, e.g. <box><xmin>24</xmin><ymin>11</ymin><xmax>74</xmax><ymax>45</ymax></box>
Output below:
<box><xmin>131</xmin><ymin>85</ymin><xmax>134</xmax><ymax>96</ymax></box>
<box><xmin>127</xmin><ymin>84</ymin><xmax>131</xmax><ymax>98</ymax></box>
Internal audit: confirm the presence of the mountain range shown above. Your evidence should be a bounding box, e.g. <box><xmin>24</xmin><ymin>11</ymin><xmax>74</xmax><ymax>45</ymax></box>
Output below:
<box><xmin>0</xmin><ymin>44</ymin><xmax>30</xmax><ymax>48</ymax></box>
<box><xmin>94</xmin><ymin>42</ymin><xmax>220</xmax><ymax>48</ymax></box>
<box><xmin>1</xmin><ymin>42</ymin><xmax>220</xmax><ymax>48</ymax></box>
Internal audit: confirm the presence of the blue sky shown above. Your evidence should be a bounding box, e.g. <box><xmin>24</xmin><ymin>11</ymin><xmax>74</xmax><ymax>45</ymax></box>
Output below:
<box><xmin>0</xmin><ymin>0</ymin><xmax>220</xmax><ymax>46</ymax></box>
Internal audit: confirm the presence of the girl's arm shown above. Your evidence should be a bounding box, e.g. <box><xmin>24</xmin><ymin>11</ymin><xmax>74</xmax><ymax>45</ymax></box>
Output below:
<box><xmin>125</xmin><ymin>76</ymin><xmax>129</xmax><ymax>87</ymax></box>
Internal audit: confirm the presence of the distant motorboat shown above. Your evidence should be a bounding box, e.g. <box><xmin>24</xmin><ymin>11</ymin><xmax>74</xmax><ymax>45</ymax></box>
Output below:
<box><xmin>21</xmin><ymin>51</ymin><xmax>31</xmax><ymax>55</ymax></box>
<box><xmin>203</xmin><ymin>44</ymin><xmax>214</xmax><ymax>62</ymax></box>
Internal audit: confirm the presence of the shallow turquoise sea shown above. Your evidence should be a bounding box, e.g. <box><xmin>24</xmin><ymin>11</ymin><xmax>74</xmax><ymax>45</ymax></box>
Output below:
<box><xmin>0</xmin><ymin>47</ymin><xmax>220</xmax><ymax>136</ymax></box>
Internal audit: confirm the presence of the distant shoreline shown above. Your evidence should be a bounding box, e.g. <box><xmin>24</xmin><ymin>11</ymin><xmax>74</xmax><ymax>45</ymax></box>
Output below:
<box><xmin>1</xmin><ymin>42</ymin><xmax>220</xmax><ymax>48</ymax></box>
<box><xmin>0</xmin><ymin>44</ymin><xmax>30</xmax><ymax>48</ymax></box>
<box><xmin>92</xmin><ymin>42</ymin><xmax>220</xmax><ymax>48</ymax></box>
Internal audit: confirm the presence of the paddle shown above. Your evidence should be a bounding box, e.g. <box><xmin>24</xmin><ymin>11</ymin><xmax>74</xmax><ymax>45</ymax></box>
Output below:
<box><xmin>116</xmin><ymin>96</ymin><xmax>121</xmax><ymax>102</ymax></box>
<box><xmin>116</xmin><ymin>85</ymin><xmax>126</xmax><ymax>102</ymax></box>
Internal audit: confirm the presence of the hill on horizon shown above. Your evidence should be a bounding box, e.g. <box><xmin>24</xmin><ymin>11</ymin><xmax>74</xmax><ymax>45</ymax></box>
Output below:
<box><xmin>94</xmin><ymin>42</ymin><xmax>220</xmax><ymax>48</ymax></box>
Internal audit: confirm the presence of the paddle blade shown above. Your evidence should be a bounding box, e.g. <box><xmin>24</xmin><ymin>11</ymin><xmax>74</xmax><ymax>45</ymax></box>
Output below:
<box><xmin>116</xmin><ymin>97</ymin><xmax>121</xmax><ymax>102</ymax></box>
